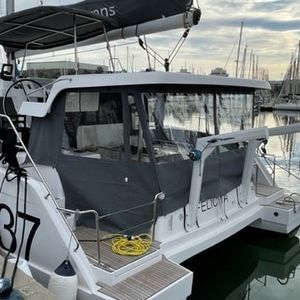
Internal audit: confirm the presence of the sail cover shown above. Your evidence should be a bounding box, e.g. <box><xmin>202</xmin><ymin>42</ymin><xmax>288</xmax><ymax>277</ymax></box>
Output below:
<box><xmin>70</xmin><ymin>0</ymin><xmax>194</xmax><ymax>27</ymax></box>
<box><xmin>0</xmin><ymin>6</ymin><xmax>116</xmax><ymax>50</ymax></box>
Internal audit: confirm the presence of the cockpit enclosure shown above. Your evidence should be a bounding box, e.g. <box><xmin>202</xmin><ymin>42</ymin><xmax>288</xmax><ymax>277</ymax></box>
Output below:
<box><xmin>27</xmin><ymin>83</ymin><xmax>255</xmax><ymax>233</ymax></box>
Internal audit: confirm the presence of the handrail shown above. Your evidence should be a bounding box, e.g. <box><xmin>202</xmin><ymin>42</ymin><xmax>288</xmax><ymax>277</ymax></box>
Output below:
<box><xmin>26</xmin><ymin>77</ymin><xmax>72</xmax><ymax>102</ymax></box>
<box><xmin>269</xmin><ymin>123</ymin><xmax>300</xmax><ymax>137</ymax></box>
<box><xmin>283</xmin><ymin>193</ymin><xmax>300</xmax><ymax>213</ymax></box>
<box><xmin>0</xmin><ymin>114</ymin><xmax>80</xmax><ymax>251</ymax></box>
<box><xmin>0</xmin><ymin>115</ymin><xmax>164</xmax><ymax>267</ymax></box>
<box><xmin>56</xmin><ymin>192</ymin><xmax>164</xmax><ymax>266</ymax></box>
<box><xmin>99</xmin><ymin>201</ymin><xmax>156</xmax><ymax>220</ymax></box>
<box><xmin>57</xmin><ymin>208</ymin><xmax>100</xmax><ymax>264</ymax></box>
<box><xmin>258</xmin><ymin>152</ymin><xmax>277</xmax><ymax>187</ymax></box>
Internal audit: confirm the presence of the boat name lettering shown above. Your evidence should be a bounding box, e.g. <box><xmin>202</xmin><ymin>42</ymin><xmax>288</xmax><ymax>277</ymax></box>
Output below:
<box><xmin>200</xmin><ymin>196</ymin><xmax>228</xmax><ymax>212</ymax></box>
<box><xmin>92</xmin><ymin>6</ymin><xmax>116</xmax><ymax>17</ymax></box>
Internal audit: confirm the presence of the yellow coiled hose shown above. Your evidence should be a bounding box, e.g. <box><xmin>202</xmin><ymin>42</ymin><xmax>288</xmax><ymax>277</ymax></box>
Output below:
<box><xmin>110</xmin><ymin>234</ymin><xmax>152</xmax><ymax>256</ymax></box>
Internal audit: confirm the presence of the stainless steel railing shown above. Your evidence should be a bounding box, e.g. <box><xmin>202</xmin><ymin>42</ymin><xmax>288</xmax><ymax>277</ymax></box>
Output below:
<box><xmin>0</xmin><ymin>114</ymin><xmax>80</xmax><ymax>251</ymax></box>
<box><xmin>58</xmin><ymin>192</ymin><xmax>165</xmax><ymax>266</ymax></box>
<box><xmin>0</xmin><ymin>114</ymin><xmax>165</xmax><ymax>267</ymax></box>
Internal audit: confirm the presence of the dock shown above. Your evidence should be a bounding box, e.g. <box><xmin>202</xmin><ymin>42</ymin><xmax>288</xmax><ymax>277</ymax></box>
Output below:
<box><xmin>0</xmin><ymin>255</ymin><xmax>56</xmax><ymax>299</ymax></box>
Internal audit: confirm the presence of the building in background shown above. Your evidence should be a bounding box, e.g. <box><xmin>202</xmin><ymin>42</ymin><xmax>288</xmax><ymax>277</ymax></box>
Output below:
<box><xmin>26</xmin><ymin>61</ymin><xmax>109</xmax><ymax>79</ymax></box>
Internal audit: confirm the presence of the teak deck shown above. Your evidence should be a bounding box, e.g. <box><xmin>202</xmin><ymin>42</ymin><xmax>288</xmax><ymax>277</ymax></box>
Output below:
<box><xmin>75</xmin><ymin>226</ymin><xmax>160</xmax><ymax>270</ymax></box>
<box><xmin>75</xmin><ymin>226</ymin><xmax>190</xmax><ymax>299</ymax></box>
<box><xmin>97</xmin><ymin>257</ymin><xmax>190</xmax><ymax>300</ymax></box>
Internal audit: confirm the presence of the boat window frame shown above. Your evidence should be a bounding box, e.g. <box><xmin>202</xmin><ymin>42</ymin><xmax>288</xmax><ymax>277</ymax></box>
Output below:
<box><xmin>60</xmin><ymin>86</ymin><xmax>130</xmax><ymax>161</ymax></box>
<box><xmin>58</xmin><ymin>84</ymin><xmax>256</xmax><ymax>164</ymax></box>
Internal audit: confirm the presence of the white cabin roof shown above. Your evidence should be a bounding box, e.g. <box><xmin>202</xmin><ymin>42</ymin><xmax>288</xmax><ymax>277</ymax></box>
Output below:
<box><xmin>58</xmin><ymin>71</ymin><xmax>271</xmax><ymax>89</ymax></box>
<box><xmin>19</xmin><ymin>71</ymin><xmax>271</xmax><ymax>117</ymax></box>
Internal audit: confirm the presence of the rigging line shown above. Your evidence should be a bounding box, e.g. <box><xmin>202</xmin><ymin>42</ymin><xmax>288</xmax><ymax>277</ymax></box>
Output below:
<box><xmin>168</xmin><ymin>30</ymin><xmax>187</xmax><ymax>59</ymax></box>
<box><xmin>224</xmin><ymin>34</ymin><xmax>239</xmax><ymax>69</ymax></box>
<box><xmin>65</xmin><ymin>231</ymin><xmax>73</xmax><ymax>262</ymax></box>
<box><xmin>169</xmin><ymin>29</ymin><xmax>190</xmax><ymax>64</ymax></box>
<box><xmin>138</xmin><ymin>47</ymin><xmax>165</xmax><ymax>68</ymax></box>
<box><xmin>138</xmin><ymin>37</ymin><xmax>165</xmax><ymax>62</ymax></box>
<box><xmin>169</xmin><ymin>38</ymin><xmax>187</xmax><ymax>64</ymax></box>
<box><xmin>143</xmin><ymin>35</ymin><xmax>152</xmax><ymax>70</ymax></box>
<box><xmin>1</xmin><ymin>174</ymin><xmax>21</xmax><ymax>278</ymax></box>
<box><xmin>10</xmin><ymin>174</ymin><xmax>28</xmax><ymax>291</ymax></box>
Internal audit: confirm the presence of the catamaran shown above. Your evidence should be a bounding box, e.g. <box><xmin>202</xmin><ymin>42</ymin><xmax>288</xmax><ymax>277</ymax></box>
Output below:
<box><xmin>274</xmin><ymin>41</ymin><xmax>300</xmax><ymax>111</ymax></box>
<box><xmin>0</xmin><ymin>1</ymin><xmax>299</xmax><ymax>299</ymax></box>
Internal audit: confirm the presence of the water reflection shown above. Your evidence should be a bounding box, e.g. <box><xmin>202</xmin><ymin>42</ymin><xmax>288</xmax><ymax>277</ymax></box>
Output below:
<box><xmin>183</xmin><ymin>229</ymin><xmax>300</xmax><ymax>300</ymax></box>
<box><xmin>255</xmin><ymin>112</ymin><xmax>300</xmax><ymax>194</ymax></box>
<box><xmin>183</xmin><ymin>111</ymin><xmax>300</xmax><ymax>299</ymax></box>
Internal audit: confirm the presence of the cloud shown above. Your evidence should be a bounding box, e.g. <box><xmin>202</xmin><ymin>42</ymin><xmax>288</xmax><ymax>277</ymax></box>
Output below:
<box><xmin>251</xmin><ymin>0</ymin><xmax>295</xmax><ymax>12</ymax></box>
<box><xmin>221</xmin><ymin>17</ymin><xmax>300</xmax><ymax>32</ymax></box>
<box><xmin>7</xmin><ymin>0</ymin><xmax>300</xmax><ymax>79</ymax></box>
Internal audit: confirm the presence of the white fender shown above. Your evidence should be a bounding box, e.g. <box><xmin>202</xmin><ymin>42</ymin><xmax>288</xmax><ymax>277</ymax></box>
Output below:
<box><xmin>48</xmin><ymin>260</ymin><xmax>78</xmax><ymax>300</ymax></box>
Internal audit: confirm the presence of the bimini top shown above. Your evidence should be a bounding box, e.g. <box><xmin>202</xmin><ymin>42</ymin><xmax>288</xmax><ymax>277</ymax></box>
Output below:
<box><xmin>0</xmin><ymin>6</ymin><xmax>116</xmax><ymax>51</ymax></box>
<box><xmin>19</xmin><ymin>71</ymin><xmax>271</xmax><ymax>117</ymax></box>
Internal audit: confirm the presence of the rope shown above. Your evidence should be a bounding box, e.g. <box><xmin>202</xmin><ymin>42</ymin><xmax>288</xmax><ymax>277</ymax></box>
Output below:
<box><xmin>110</xmin><ymin>234</ymin><xmax>152</xmax><ymax>256</ymax></box>
<box><xmin>0</xmin><ymin>129</ymin><xmax>28</xmax><ymax>295</ymax></box>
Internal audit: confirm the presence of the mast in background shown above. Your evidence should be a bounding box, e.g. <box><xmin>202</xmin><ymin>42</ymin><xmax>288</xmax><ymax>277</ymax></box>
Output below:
<box><xmin>6</xmin><ymin>0</ymin><xmax>14</xmax><ymax>15</ymax></box>
<box><xmin>235</xmin><ymin>21</ymin><xmax>244</xmax><ymax>78</ymax></box>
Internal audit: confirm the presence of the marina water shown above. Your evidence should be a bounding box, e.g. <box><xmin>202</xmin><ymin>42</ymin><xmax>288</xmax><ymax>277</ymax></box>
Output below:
<box><xmin>183</xmin><ymin>111</ymin><xmax>300</xmax><ymax>300</ymax></box>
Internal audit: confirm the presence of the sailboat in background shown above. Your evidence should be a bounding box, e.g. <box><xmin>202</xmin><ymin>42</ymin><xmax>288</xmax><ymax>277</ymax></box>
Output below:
<box><xmin>1</xmin><ymin>1</ymin><xmax>300</xmax><ymax>300</ymax></box>
<box><xmin>274</xmin><ymin>41</ymin><xmax>300</xmax><ymax>111</ymax></box>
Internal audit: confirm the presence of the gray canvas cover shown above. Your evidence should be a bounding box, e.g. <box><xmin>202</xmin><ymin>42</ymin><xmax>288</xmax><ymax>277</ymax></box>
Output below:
<box><xmin>27</xmin><ymin>94</ymin><xmax>246</xmax><ymax>233</ymax></box>
<box><xmin>0</xmin><ymin>6</ymin><xmax>115</xmax><ymax>50</ymax></box>
<box><xmin>200</xmin><ymin>148</ymin><xmax>245</xmax><ymax>201</ymax></box>
<box><xmin>0</xmin><ymin>0</ymin><xmax>193</xmax><ymax>51</ymax></box>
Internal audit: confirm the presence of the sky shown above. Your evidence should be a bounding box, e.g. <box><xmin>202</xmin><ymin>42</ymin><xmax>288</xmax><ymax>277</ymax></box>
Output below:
<box><xmin>1</xmin><ymin>0</ymin><xmax>300</xmax><ymax>80</ymax></box>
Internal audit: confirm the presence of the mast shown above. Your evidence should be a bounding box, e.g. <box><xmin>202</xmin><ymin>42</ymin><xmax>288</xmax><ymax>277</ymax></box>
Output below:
<box><xmin>252</xmin><ymin>54</ymin><xmax>255</xmax><ymax>79</ymax></box>
<box><xmin>235</xmin><ymin>21</ymin><xmax>244</xmax><ymax>78</ymax></box>
<box><xmin>6</xmin><ymin>0</ymin><xmax>14</xmax><ymax>15</ymax></box>
<box><xmin>240</xmin><ymin>45</ymin><xmax>247</xmax><ymax>78</ymax></box>
<box><xmin>248</xmin><ymin>49</ymin><xmax>253</xmax><ymax>79</ymax></box>
<box><xmin>297</xmin><ymin>41</ymin><xmax>300</xmax><ymax>96</ymax></box>
<box><xmin>255</xmin><ymin>55</ymin><xmax>258</xmax><ymax>79</ymax></box>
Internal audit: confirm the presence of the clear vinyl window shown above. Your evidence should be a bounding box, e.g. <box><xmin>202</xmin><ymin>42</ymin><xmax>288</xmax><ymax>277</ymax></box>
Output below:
<box><xmin>62</xmin><ymin>91</ymin><xmax>124</xmax><ymax>160</ymax></box>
